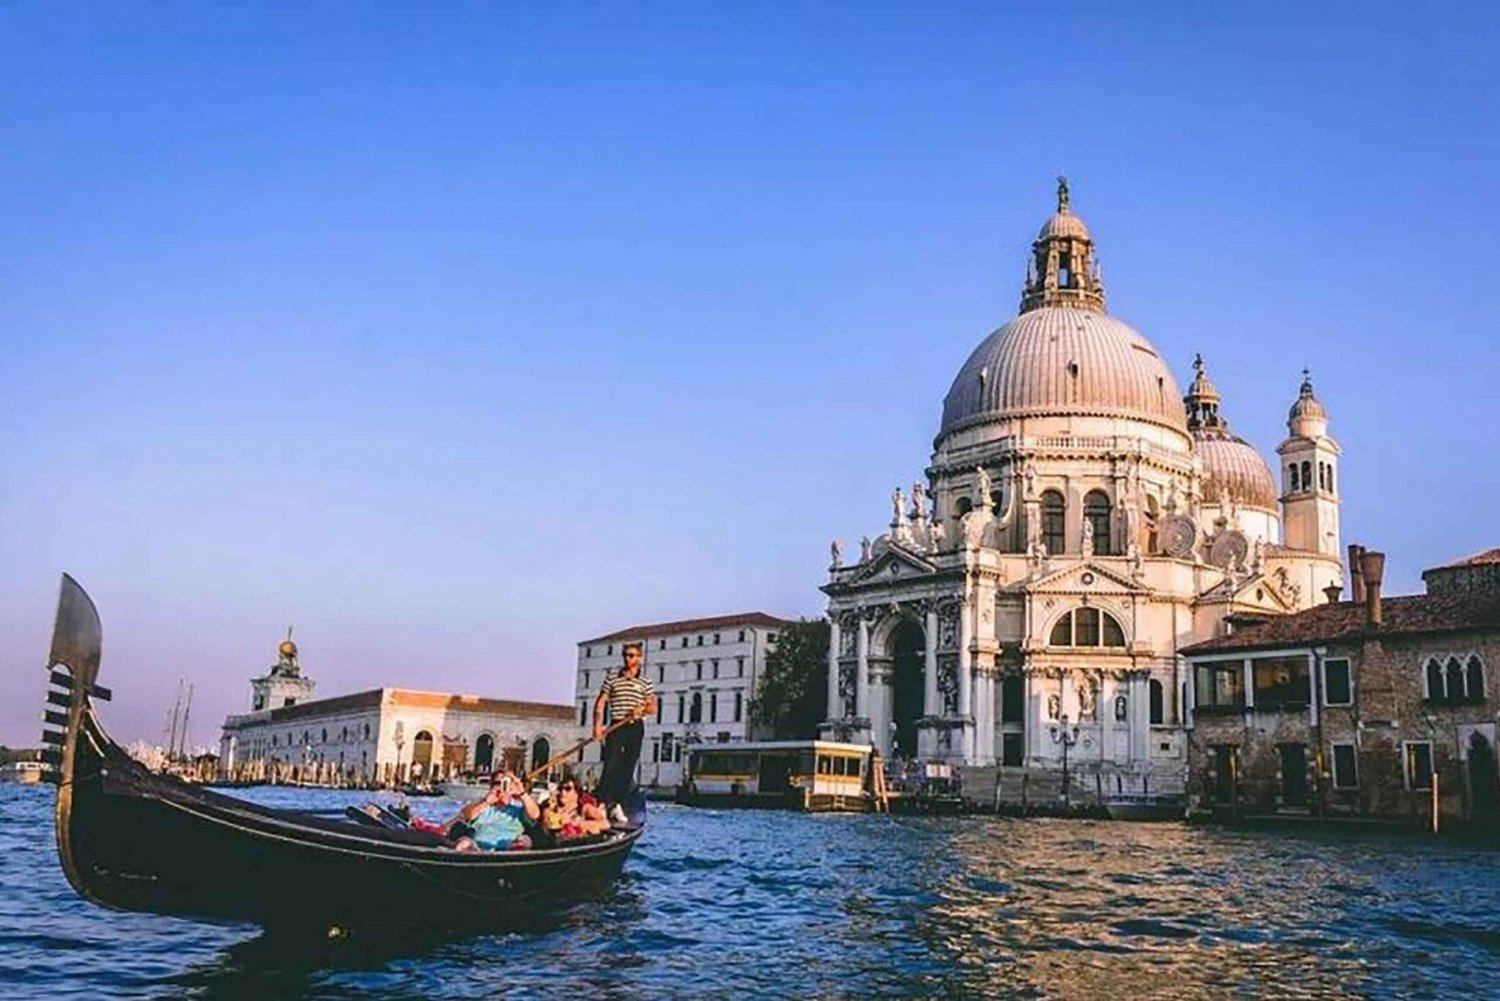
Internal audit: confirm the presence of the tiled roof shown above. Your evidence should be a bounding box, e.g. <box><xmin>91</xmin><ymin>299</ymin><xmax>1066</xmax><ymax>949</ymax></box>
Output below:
<box><xmin>584</xmin><ymin>611</ymin><xmax>795</xmax><ymax>645</ymax></box>
<box><xmin>1181</xmin><ymin>590</ymin><xmax>1500</xmax><ymax>656</ymax></box>
<box><xmin>1436</xmin><ymin>548</ymin><xmax>1500</xmax><ymax>568</ymax></box>
<box><xmin>387</xmin><ymin>690</ymin><xmax>574</xmax><ymax>720</ymax></box>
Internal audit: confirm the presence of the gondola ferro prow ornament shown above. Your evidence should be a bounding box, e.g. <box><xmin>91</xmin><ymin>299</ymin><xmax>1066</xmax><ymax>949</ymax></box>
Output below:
<box><xmin>44</xmin><ymin>574</ymin><xmax>109</xmax><ymax>906</ymax></box>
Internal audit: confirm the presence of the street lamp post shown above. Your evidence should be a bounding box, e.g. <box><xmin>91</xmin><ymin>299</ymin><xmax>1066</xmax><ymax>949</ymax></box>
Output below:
<box><xmin>1050</xmin><ymin>713</ymin><xmax>1081</xmax><ymax>810</ymax></box>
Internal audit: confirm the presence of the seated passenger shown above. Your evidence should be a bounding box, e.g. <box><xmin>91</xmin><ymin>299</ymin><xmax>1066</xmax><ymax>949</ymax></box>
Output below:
<box><xmin>541</xmin><ymin>774</ymin><xmax>611</xmax><ymax>841</ymax></box>
<box><xmin>453</xmin><ymin>771</ymin><xmax>540</xmax><ymax>852</ymax></box>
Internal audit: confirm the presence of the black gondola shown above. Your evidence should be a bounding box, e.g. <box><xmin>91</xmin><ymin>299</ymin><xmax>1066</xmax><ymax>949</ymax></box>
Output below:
<box><xmin>42</xmin><ymin>575</ymin><xmax>643</xmax><ymax>936</ymax></box>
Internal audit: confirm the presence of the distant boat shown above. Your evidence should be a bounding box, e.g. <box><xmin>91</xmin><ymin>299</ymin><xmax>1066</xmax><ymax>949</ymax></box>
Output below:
<box><xmin>0</xmin><ymin>760</ymin><xmax>48</xmax><ymax>785</ymax></box>
<box><xmin>40</xmin><ymin>575</ymin><xmax>644</xmax><ymax>937</ymax></box>
<box><xmin>1103</xmin><ymin>793</ymin><xmax>1186</xmax><ymax>822</ymax></box>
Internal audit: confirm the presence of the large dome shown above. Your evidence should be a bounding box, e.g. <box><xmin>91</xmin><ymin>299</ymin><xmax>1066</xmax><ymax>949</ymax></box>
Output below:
<box><xmin>939</xmin><ymin>306</ymin><xmax>1189</xmax><ymax>436</ymax></box>
<box><xmin>1195</xmin><ymin>431</ymin><xmax>1279</xmax><ymax>509</ymax></box>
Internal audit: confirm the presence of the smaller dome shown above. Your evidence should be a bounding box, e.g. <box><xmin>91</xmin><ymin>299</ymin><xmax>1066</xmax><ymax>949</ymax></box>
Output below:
<box><xmin>1196</xmin><ymin>431</ymin><xmax>1279</xmax><ymax>510</ymax></box>
<box><xmin>1038</xmin><ymin>211</ymin><xmax>1092</xmax><ymax>242</ymax></box>
<box><xmin>1289</xmin><ymin>370</ymin><xmax>1326</xmax><ymax>422</ymax></box>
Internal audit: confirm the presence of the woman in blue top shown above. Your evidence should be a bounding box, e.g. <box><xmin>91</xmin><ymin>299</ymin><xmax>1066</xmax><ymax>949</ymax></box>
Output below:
<box><xmin>453</xmin><ymin>770</ymin><xmax>540</xmax><ymax>851</ymax></box>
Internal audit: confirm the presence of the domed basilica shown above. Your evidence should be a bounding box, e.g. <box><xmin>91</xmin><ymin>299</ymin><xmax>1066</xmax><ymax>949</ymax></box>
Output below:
<box><xmin>821</xmin><ymin>180</ymin><xmax>1344</xmax><ymax>791</ymax></box>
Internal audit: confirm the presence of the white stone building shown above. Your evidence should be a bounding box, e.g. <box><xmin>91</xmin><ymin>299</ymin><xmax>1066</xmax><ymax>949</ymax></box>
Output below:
<box><xmin>820</xmin><ymin>180</ymin><xmax>1344</xmax><ymax>794</ymax></box>
<box><xmin>575</xmin><ymin>613</ymin><xmax>792</xmax><ymax>790</ymax></box>
<box><xmin>219</xmin><ymin>637</ymin><xmax>579</xmax><ymax>785</ymax></box>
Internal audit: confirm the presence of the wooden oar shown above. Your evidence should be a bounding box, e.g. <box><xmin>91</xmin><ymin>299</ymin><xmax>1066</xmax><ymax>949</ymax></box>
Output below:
<box><xmin>524</xmin><ymin>714</ymin><xmax>640</xmax><ymax>784</ymax></box>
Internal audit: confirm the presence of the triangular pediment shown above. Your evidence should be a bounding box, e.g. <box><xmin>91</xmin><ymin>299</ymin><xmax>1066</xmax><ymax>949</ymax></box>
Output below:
<box><xmin>1025</xmin><ymin>560</ymin><xmax>1149</xmax><ymax>596</ymax></box>
<box><xmin>1195</xmin><ymin>572</ymin><xmax>1296</xmax><ymax>612</ymax></box>
<box><xmin>846</xmin><ymin>544</ymin><xmax>937</xmax><ymax>585</ymax></box>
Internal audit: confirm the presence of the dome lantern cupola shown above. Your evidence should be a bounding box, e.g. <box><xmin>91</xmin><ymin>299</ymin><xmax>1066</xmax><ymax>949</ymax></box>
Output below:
<box><xmin>1287</xmin><ymin>368</ymin><xmax>1328</xmax><ymax>437</ymax></box>
<box><xmin>1184</xmin><ymin>353</ymin><xmax>1226</xmax><ymax>432</ymax></box>
<box><xmin>1020</xmin><ymin>176</ymin><xmax>1106</xmax><ymax>315</ymax></box>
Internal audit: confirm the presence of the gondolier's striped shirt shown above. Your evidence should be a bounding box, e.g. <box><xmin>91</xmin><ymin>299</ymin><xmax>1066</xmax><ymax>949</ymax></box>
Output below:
<box><xmin>600</xmin><ymin>670</ymin><xmax>654</xmax><ymax>724</ymax></box>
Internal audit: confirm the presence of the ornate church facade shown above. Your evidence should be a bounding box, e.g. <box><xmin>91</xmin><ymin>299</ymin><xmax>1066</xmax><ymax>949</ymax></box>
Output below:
<box><xmin>820</xmin><ymin>181</ymin><xmax>1345</xmax><ymax>791</ymax></box>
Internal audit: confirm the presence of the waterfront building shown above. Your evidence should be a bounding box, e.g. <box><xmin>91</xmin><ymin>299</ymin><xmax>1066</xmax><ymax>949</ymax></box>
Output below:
<box><xmin>1182</xmin><ymin>546</ymin><xmax>1500</xmax><ymax>824</ymax></box>
<box><xmin>821</xmin><ymin>180</ymin><xmax>1344</xmax><ymax>798</ymax></box>
<box><xmin>575</xmin><ymin>612</ymin><xmax>793</xmax><ymax>789</ymax></box>
<box><xmin>219</xmin><ymin>635</ymin><xmax>579</xmax><ymax>785</ymax></box>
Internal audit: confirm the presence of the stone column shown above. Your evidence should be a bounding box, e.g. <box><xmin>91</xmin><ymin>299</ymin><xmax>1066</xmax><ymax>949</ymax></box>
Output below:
<box><xmin>1243</xmin><ymin>658</ymin><xmax>1254</xmax><ymax>711</ymax></box>
<box><xmin>958</xmin><ymin>599</ymin><xmax>973</xmax><ymax>760</ymax></box>
<box><xmin>827</xmin><ymin>614</ymin><xmax>842</xmax><ymax>720</ymax></box>
<box><xmin>923</xmin><ymin>606</ymin><xmax>940</xmax><ymax>717</ymax></box>
<box><xmin>855</xmin><ymin>614</ymin><xmax>870</xmax><ymax>721</ymax></box>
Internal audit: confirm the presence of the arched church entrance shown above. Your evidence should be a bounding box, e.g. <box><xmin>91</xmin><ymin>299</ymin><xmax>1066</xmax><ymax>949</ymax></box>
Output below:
<box><xmin>889</xmin><ymin>620</ymin><xmax>926</xmax><ymax>760</ymax></box>
<box><xmin>1469</xmin><ymin>732</ymin><xmax>1498</xmax><ymax>817</ymax></box>
<box><xmin>474</xmin><ymin>733</ymin><xmax>495</xmax><ymax>772</ymax></box>
<box><xmin>412</xmin><ymin>730</ymin><xmax>434</xmax><ymax>777</ymax></box>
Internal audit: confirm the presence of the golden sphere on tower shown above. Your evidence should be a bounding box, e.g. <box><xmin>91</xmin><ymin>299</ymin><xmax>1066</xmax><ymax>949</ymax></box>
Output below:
<box><xmin>278</xmin><ymin>640</ymin><xmax>298</xmax><ymax>658</ymax></box>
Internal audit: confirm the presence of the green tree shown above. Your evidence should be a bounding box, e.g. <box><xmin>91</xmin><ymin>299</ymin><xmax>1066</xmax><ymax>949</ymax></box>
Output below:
<box><xmin>749</xmin><ymin>618</ymin><xmax>829</xmax><ymax>739</ymax></box>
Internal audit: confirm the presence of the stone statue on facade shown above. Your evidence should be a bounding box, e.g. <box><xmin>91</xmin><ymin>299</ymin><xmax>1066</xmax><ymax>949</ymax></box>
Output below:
<box><xmin>1047</xmin><ymin>693</ymin><xmax>1061</xmax><ymax>720</ymax></box>
<box><xmin>859</xmin><ymin>536</ymin><xmax>872</xmax><ymax>563</ymax></box>
<box><xmin>976</xmin><ymin>465</ymin><xmax>993</xmax><ymax>508</ymax></box>
<box><xmin>1082</xmin><ymin>517</ymin><xmax>1095</xmax><ymax>558</ymax></box>
<box><xmin>1114</xmin><ymin>694</ymin><xmax>1128</xmax><ymax>722</ymax></box>
<box><xmin>830</xmin><ymin>538</ymin><xmax>842</xmax><ymax>570</ymax></box>
<box><xmin>912</xmin><ymin>482</ymin><xmax>928</xmax><ymax>521</ymax></box>
<box><xmin>1078</xmin><ymin>677</ymin><xmax>1098</xmax><ymax>720</ymax></box>
<box><xmin>891</xmin><ymin>486</ymin><xmax>906</xmax><ymax>527</ymax></box>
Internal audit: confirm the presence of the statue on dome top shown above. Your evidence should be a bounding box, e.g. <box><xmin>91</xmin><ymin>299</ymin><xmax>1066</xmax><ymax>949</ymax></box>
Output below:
<box><xmin>1057</xmin><ymin>174</ymin><xmax>1071</xmax><ymax>213</ymax></box>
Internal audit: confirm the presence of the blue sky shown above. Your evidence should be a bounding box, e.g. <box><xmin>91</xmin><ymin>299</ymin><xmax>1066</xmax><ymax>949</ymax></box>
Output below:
<box><xmin>3</xmin><ymin>3</ymin><xmax>1498</xmax><ymax>746</ymax></box>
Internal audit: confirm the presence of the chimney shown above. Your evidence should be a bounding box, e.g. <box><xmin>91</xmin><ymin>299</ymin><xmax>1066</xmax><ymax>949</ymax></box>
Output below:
<box><xmin>1359</xmin><ymin>550</ymin><xmax>1386</xmax><ymax>628</ymax></box>
<box><xmin>1347</xmin><ymin>544</ymin><xmax>1367</xmax><ymax>604</ymax></box>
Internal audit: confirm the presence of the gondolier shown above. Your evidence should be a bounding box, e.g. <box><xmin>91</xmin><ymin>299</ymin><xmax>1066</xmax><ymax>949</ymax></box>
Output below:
<box><xmin>592</xmin><ymin>642</ymin><xmax>656</xmax><ymax>824</ymax></box>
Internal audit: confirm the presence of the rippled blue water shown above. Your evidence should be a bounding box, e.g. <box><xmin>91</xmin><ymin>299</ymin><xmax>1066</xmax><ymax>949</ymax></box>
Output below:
<box><xmin>2</xmin><ymin>784</ymin><xmax>1498</xmax><ymax>998</ymax></box>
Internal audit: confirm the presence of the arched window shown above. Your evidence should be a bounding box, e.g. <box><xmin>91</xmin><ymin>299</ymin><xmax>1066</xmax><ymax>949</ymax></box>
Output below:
<box><xmin>689</xmin><ymin>692</ymin><xmax>703</xmax><ymax>724</ymax></box>
<box><xmin>1327</xmin><ymin>466</ymin><xmax>1335</xmax><ymax>493</ymax></box>
<box><xmin>1300</xmin><ymin>461</ymin><xmax>1312</xmax><ymax>492</ymax></box>
<box><xmin>1467</xmin><ymin>656</ymin><xmax>1484</xmax><ymax>702</ymax></box>
<box><xmin>1144</xmin><ymin>495</ymin><xmax>1160</xmax><ymax>555</ymax></box>
<box><xmin>1084</xmin><ymin>490</ymin><xmax>1112</xmax><ymax>555</ymax></box>
<box><xmin>1047</xmin><ymin>608</ymin><xmax>1127</xmax><ymax>648</ymax></box>
<box><xmin>1426</xmin><ymin>658</ymin><xmax>1444</xmax><ymax>700</ymax></box>
<box><xmin>1289</xmin><ymin>464</ymin><xmax>1300</xmax><ymax>492</ymax></box>
<box><xmin>530</xmin><ymin>736</ymin><xmax>550</xmax><ymax>772</ymax></box>
<box><xmin>1041</xmin><ymin>490</ymin><xmax>1066</xmax><ymax>555</ymax></box>
<box><xmin>412</xmin><ymin>730</ymin><xmax>434</xmax><ymax>770</ymax></box>
<box><xmin>955</xmin><ymin>496</ymin><xmax>973</xmax><ymax>518</ymax></box>
<box><xmin>474</xmin><ymin>733</ymin><xmax>495</xmax><ymax>771</ymax></box>
<box><xmin>1446</xmin><ymin>657</ymin><xmax>1465</xmax><ymax>701</ymax></box>
<box><xmin>1149</xmin><ymin>679</ymin><xmax>1164</xmax><ymax>725</ymax></box>
<box><xmin>990</xmin><ymin>489</ymin><xmax>1005</xmax><ymax>513</ymax></box>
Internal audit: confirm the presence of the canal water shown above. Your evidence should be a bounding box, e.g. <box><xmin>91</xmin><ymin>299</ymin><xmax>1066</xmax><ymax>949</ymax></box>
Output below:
<box><xmin>2</xmin><ymin>784</ymin><xmax>1497</xmax><ymax>999</ymax></box>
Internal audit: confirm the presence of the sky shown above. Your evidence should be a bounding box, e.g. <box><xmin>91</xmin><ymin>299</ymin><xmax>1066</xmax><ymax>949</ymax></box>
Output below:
<box><xmin>3</xmin><ymin>3</ymin><xmax>1498</xmax><ymax>748</ymax></box>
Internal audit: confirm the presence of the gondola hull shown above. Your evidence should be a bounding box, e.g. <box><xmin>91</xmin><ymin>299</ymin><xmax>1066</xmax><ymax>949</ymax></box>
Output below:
<box><xmin>45</xmin><ymin>576</ymin><xmax>642</xmax><ymax>935</ymax></box>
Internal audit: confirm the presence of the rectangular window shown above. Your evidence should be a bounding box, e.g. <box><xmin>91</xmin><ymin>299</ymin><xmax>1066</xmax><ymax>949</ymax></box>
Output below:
<box><xmin>1324</xmin><ymin>658</ymin><xmax>1352</xmax><ymax>706</ymax></box>
<box><xmin>650</xmin><ymin>739</ymin><xmax>660</xmax><ymax>763</ymax></box>
<box><xmin>1331</xmin><ymin>743</ymin><xmax>1358</xmax><ymax>789</ymax></box>
<box><xmin>607</xmin><ymin>644</ymin><xmax>613</xmax><ymax>656</ymax></box>
<box><xmin>697</xmin><ymin>635</ymin><xmax>704</xmax><ymax>646</ymax></box>
<box><xmin>768</xmin><ymin>632</ymin><xmax>778</xmax><ymax>643</ymax></box>
<box><xmin>734</xmin><ymin>691</ymin><xmax>743</xmax><ymax>722</ymax></box>
<box><xmin>658</xmin><ymin>665</ymin><xmax>664</xmax><ymax>683</ymax></box>
<box><xmin>659</xmin><ymin>639</ymin><xmax>666</xmax><ymax>650</ymax></box>
<box><xmin>655</xmin><ymin>699</ymin><xmax>663</xmax><ymax>724</ymax></box>
<box><xmin>710</xmin><ymin>693</ymin><xmax>718</xmax><ymax>722</ymax></box>
<box><xmin>696</xmin><ymin>662</ymin><xmax>703</xmax><ymax>680</ymax></box>
<box><xmin>579</xmin><ymin>702</ymin><xmax>587</xmax><ymax>726</ymax></box>
<box><xmin>677</xmin><ymin>694</ymin><xmax>685</xmax><ymax>723</ymax></box>
<box><xmin>682</xmin><ymin>637</ymin><xmax>689</xmax><ymax>648</ymax></box>
<box><xmin>1252</xmin><ymin>656</ymin><xmax>1310</xmax><ymax>709</ymax></box>
<box><xmin>739</xmin><ymin>630</ymin><xmax>746</xmax><ymax>642</ymax></box>
<box><xmin>717</xmin><ymin>731</ymin><xmax>731</xmax><ymax>743</ymax></box>
<box><xmin>583</xmin><ymin>671</ymin><xmax>590</xmax><ymax>689</ymax></box>
<box><xmin>712</xmin><ymin>660</ymin><xmax>719</xmax><ymax>679</ymax></box>
<box><xmin>1194</xmin><ymin>663</ymin><xmax>1246</xmax><ymax>713</ymax></box>
<box><xmin>714</xmin><ymin>633</ymin><xmax>721</xmax><ymax>645</ymax></box>
<box><xmin>1405</xmin><ymin>742</ymin><xmax>1434</xmax><ymax>790</ymax></box>
<box><xmin>737</xmin><ymin>657</ymin><xmax>745</xmax><ymax>677</ymax></box>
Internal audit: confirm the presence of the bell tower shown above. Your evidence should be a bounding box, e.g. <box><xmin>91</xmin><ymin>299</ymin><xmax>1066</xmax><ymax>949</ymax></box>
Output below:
<box><xmin>1019</xmin><ymin>176</ymin><xmax>1107</xmax><ymax>314</ymax></box>
<box><xmin>249</xmin><ymin>627</ymin><xmax>317</xmax><ymax>712</ymax></box>
<box><xmin>1277</xmin><ymin>371</ymin><xmax>1341</xmax><ymax>555</ymax></box>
